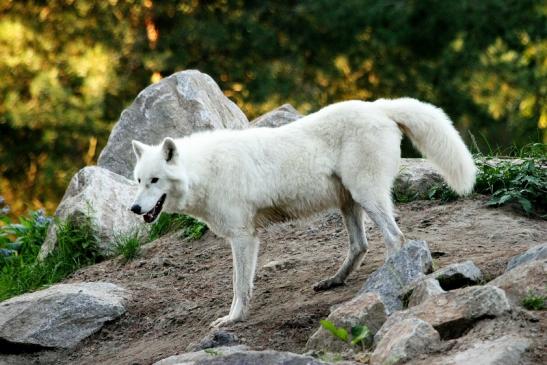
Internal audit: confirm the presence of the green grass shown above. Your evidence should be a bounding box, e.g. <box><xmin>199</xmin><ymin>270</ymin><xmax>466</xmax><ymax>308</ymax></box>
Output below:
<box><xmin>112</xmin><ymin>213</ymin><xmax>207</xmax><ymax>263</ymax></box>
<box><xmin>148</xmin><ymin>213</ymin><xmax>207</xmax><ymax>242</ymax></box>
<box><xmin>0</xmin><ymin>213</ymin><xmax>101</xmax><ymax>301</ymax></box>
<box><xmin>522</xmin><ymin>292</ymin><xmax>546</xmax><ymax>311</ymax></box>
<box><xmin>113</xmin><ymin>229</ymin><xmax>144</xmax><ymax>262</ymax></box>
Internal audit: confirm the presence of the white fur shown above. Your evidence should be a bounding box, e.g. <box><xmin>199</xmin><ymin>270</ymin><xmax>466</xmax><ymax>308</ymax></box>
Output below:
<box><xmin>131</xmin><ymin>98</ymin><xmax>476</xmax><ymax>327</ymax></box>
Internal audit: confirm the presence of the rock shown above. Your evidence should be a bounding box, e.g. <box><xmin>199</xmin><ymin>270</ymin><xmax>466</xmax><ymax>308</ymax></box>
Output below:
<box><xmin>489</xmin><ymin>259</ymin><xmax>546</xmax><ymax>308</ymax></box>
<box><xmin>431</xmin><ymin>260</ymin><xmax>483</xmax><ymax>290</ymax></box>
<box><xmin>400</xmin><ymin>261</ymin><xmax>482</xmax><ymax>304</ymax></box>
<box><xmin>506</xmin><ymin>243</ymin><xmax>547</xmax><ymax>271</ymax></box>
<box><xmin>189</xmin><ymin>329</ymin><xmax>239</xmax><ymax>351</ymax></box>
<box><xmin>38</xmin><ymin>166</ymin><xmax>144</xmax><ymax>259</ymax></box>
<box><xmin>443</xmin><ymin>335</ymin><xmax>531</xmax><ymax>365</ymax></box>
<box><xmin>393</xmin><ymin>159</ymin><xmax>443</xmax><ymax>199</ymax></box>
<box><xmin>0</xmin><ymin>282</ymin><xmax>128</xmax><ymax>349</ymax></box>
<box><xmin>261</xmin><ymin>258</ymin><xmax>299</xmax><ymax>272</ymax></box>
<box><xmin>306</xmin><ymin>292</ymin><xmax>387</xmax><ymax>352</ymax></box>
<box><xmin>98</xmin><ymin>70</ymin><xmax>249</xmax><ymax>178</ymax></box>
<box><xmin>251</xmin><ymin>104</ymin><xmax>301</xmax><ymax>128</ymax></box>
<box><xmin>154</xmin><ymin>347</ymin><xmax>330</xmax><ymax>365</ymax></box>
<box><xmin>154</xmin><ymin>346</ymin><xmax>249</xmax><ymax>365</ymax></box>
<box><xmin>376</xmin><ymin>285</ymin><xmax>510</xmax><ymax>341</ymax></box>
<box><xmin>359</xmin><ymin>240</ymin><xmax>433</xmax><ymax>314</ymax></box>
<box><xmin>406</xmin><ymin>278</ymin><xmax>445</xmax><ymax>307</ymax></box>
<box><xmin>371</xmin><ymin>318</ymin><xmax>441</xmax><ymax>365</ymax></box>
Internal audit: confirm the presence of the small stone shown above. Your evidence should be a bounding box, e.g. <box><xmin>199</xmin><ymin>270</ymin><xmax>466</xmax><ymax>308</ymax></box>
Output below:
<box><xmin>371</xmin><ymin>318</ymin><xmax>441</xmax><ymax>365</ymax></box>
<box><xmin>406</xmin><ymin>278</ymin><xmax>445</xmax><ymax>307</ymax></box>
<box><xmin>189</xmin><ymin>329</ymin><xmax>239</xmax><ymax>351</ymax></box>
<box><xmin>506</xmin><ymin>243</ymin><xmax>547</xmax><ymax>271</ymax></box>
<box><xmin>306</xmin><ymin>292</ymin><xmax>387</xmax><ymax>352</ymax></box>
<box><xmin>432</xmin><ymin>260</ymin><xmax>483</xmax><ymax>290</ymax></box>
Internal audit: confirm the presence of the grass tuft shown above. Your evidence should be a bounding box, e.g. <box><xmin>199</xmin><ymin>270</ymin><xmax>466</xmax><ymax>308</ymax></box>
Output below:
<box><xmin>113</xmin><ymin>229</ymin><xmax>144</xmax><ymax>262</ymax></box>
<box><xmin>522</xmin><ymin>292</ymin><xmax>546</xmax><ymax>311</ymax></box>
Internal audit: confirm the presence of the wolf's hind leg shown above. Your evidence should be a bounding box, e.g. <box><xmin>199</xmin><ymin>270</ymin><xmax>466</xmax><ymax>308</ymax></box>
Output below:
<box><xmin>313</xmin><ymin>199</ymin><xmax>368</xmax><ymax>291</ymax></box>
<box><xmin>358</xmin><ymin>191</ymin><xmax>405</xmax><ymax>260</ymax></box>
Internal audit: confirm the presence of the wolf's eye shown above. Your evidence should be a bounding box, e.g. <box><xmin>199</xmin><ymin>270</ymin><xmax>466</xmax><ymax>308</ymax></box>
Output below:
<box><xmin>151</xmin><ymin>177</ymin><xmax>159</xmax><ymax>183</ymax></box>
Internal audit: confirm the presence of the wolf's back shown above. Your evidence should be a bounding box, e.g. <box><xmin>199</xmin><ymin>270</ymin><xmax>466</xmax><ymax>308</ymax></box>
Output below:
<box><xmin>374</xmin><ymin>98</ymin><xmax>476</xmax><ymax>195</ymax></box>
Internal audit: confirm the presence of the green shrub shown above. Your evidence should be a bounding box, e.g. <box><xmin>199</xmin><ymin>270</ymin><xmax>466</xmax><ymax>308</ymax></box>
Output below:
<box><xmin>475</xmin><ymin>155</ymin><xmax>546</xmax><ymax>217</ymax></box>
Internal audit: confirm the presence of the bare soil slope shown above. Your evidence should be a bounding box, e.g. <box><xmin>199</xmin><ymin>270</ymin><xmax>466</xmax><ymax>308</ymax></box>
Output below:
<box><xmin>2</xmin><ymin>197</ymin><xmax>546</xmax><ymax>365</ymax></box>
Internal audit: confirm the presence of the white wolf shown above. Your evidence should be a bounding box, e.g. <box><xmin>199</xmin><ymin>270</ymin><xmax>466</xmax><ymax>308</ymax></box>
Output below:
<box><xmin>130</xmin><ymin>98</ymin><xmax>476</xmax><ymax>327</ymax></box>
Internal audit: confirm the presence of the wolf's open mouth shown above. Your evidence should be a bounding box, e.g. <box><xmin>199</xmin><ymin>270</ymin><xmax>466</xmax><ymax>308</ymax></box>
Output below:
<box><xmin>143</xmin><ymin>194</ymin><xmax>166</xmax><ymax>223</ymax></box>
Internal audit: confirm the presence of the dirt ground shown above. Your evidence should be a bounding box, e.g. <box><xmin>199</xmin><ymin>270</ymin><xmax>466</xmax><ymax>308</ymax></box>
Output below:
<box><xmin>2</xmin><ymin>197</ymin><xmax>546</xmax><ymax>365</ymax></box>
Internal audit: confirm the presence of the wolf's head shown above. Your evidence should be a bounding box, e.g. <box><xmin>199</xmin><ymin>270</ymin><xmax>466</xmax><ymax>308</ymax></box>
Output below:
<box><xmin>130</xmin><ymin>137</ymin><xmax>186</xmax><ymax>223</ymax></box>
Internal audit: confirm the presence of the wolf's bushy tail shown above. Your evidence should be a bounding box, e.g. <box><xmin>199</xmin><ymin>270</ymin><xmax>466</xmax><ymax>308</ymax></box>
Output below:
<box><xmin>374</xmin><ymin>97</ymin><xmax>476</xmax><ymax>195</ymax></box>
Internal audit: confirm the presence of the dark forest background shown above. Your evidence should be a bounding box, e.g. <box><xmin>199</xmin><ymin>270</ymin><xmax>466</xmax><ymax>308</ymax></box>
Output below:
<box><xmin>0</xmin><ymin>0</ymin><xmax>545</xmax><ymax>216</ymax></box>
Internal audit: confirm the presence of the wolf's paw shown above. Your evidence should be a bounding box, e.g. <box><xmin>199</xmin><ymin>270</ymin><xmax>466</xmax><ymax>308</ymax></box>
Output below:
<box><xmin>313</xmin><ymin>277</ymin><xmax>344</xmax><ymax>291</ymax></box>
<box><xmin>210</xmin><ymin>315</ymin><xmax>233</xmax><ymax>328</ymax></box>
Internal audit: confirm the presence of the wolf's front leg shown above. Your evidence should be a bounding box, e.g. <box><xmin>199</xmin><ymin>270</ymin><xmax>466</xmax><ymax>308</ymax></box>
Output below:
<box><xmin>211</xmin><ymin>232</ymin><xmax>259</xmax><ymax>328</ymax></box>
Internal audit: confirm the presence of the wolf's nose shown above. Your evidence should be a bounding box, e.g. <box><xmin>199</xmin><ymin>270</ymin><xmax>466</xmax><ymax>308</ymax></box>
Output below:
<box><xmin>130</xmin><ymin>204</ymin><xmax>142</xmax><ymax>214</ymax></box>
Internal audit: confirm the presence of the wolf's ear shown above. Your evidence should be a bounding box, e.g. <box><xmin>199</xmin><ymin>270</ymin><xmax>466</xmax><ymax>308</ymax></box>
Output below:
<box><xmin>161</xmin><ymin>137</ymin><xmax>178</xmax><ymax>164</ymax></box>
<box><xmin>132</xmin><ymin>140</ymin><xmax>147</xmax><ymax>160</ymax></box>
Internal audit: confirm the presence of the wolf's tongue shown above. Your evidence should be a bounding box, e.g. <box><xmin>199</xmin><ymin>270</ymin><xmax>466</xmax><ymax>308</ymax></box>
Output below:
<box><xmin>143</xmin><ymin>212</ymin><xmax>154</xmax><ymax>223</ymax></box>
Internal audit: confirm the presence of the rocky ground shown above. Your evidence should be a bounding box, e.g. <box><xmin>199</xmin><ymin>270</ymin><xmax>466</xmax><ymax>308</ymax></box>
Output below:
<box><xmin>1</xmin><ymin>196</ymin><xmax>545</xmax><ymax>365</ymax></box>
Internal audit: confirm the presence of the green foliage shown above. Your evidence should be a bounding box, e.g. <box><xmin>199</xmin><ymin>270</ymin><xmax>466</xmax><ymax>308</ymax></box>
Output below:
<box><xmin>320</xmin><ymin>319</ymin><xmax>349</xmax><ymax>342</ymax></box>
<box><xmin>522</xmin><ymin>292</ymin><xmax>546</xmax><ymax>310</ymax></box>
<box><xmin>0</xmin><ymin>213</ymin><xmax>101</xmax><ymax>301</ymax></box>
<box><xmin>427</xmin><ymin>183</ymin><xmax>459</xmax><ymax>203</ymax></box>
<box><xmin>474</xmin><ymin>148</ymin><xmax>546</xmax><ymax>216</ymax></box>
<box><xmin>113</xmin><ymin>229</ymin><xmax>144</xmax><ymax>262</ymax></box>
<box><xmin>320</xmin><ymin>319</ymin><xmax>371</xmax><ymax>349</ymax></box>
<box><xmin>0</xmin><ymin>209</ymin><xmax>51</xmax><ymax>262</ymax></box>
<box><xmin>148</xmin><ymin>213</ymin><xmax>207</xmax><ymax>242</ymax></box>
<box><xmin>350</xmin><ymin>325</ymin><xmax>370</xmax><ymax>346</ymax></box>
<box><xmin>397</xmin><ymin>144</ymin><xmax>546</xmax><ymax>218</ymax></box>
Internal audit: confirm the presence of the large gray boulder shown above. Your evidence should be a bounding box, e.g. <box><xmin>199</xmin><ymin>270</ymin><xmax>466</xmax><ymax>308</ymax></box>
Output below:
<box><xmin>506</xmin><ymin>243</ymin><xmax>547</xmax><ymax>271</ymax></box>
<box><xmin>489</xmin><ymin>259</ymin><xmax>546</xmax><ymax>308</ymax></box>
<box><xmin>154</xmin><ymin>346</ymin><xmax>330</xmax><ymax>365</ymax></box>
<box><xmin>376</xmin><ymin>285</ymin><xmax>510</xmax><ymax>341</ymax></box>
<box><xmin>359</xmin><ymin>240</ymin><xmax>433</xmax><ymax>314</ymax></box>
<box><xmin>371</xmin><ymin>318</ymin><xmax>441</xmax><ymax>365</ymax></box>
<box><xmin>38</xmin><ymin>166</ymin><xmax>144</xmax><ymax>259</ymax></box>
<box><xmin>251</xmin><ymin>104</ymin><xmax>301</xmax><ymax>128</ymax></box>
<box><xmin>306</xmin><ymin>292</ymin><xmax>387</xmax><ymax>352</ymax></box>
<box><xmin>0</xmin><ymin>282</ymin><xmax>129</xmax><ymax>349</ymax></box>
<box><xmin>98</xmin><ymin>70</ymin><xmax>249</xmax><ymax>178</ymax></box>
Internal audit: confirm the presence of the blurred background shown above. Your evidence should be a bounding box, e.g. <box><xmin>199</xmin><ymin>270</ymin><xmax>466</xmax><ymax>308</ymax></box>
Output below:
<box><xmin>0</xmin><ymin>0</ymin><xmax>545</xmax><ymax>216</ymax></box>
